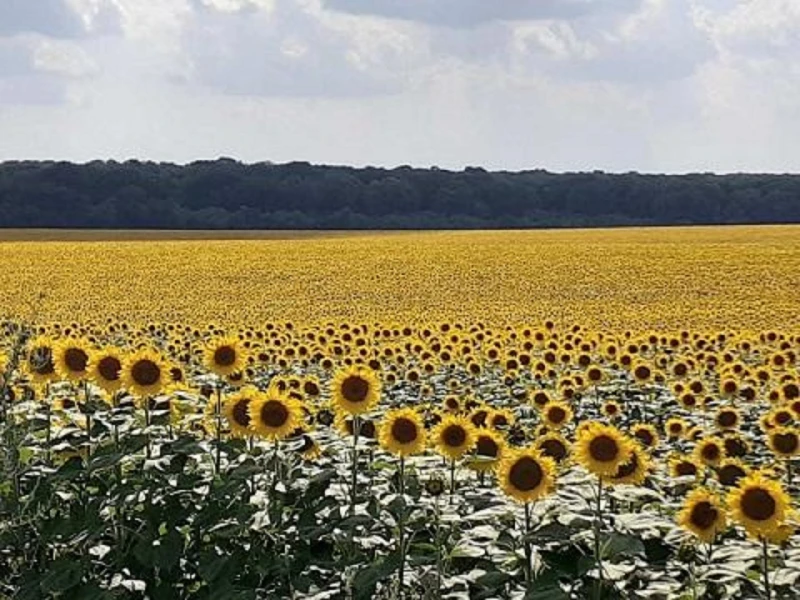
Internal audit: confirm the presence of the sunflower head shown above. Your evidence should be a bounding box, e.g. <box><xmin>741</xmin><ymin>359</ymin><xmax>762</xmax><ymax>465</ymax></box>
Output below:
<box><xmin>678</xmin><ymin>488</ymin><xmax>727</xmax><ymax>543</ymax></box>
<box><xmin>542</xmin><ymin>401</ymin><xmax>573</xmax><ymax>430</ymax></box>
<box><xmin>497</xmin><ymin>447</ymin><xmax>556</xmax><ymax>504</ymax></box>
<box><xmin>204</xmin><ymin>336</ymin><xmax>247</xmax><ymax>377</ymax></box>
<box><xmin>575</xmin><ymin>422</ymin><xmax>634</xmax><ymax>477</ymax></box>
<box><xmin>88</xmin><ymin>347</ymin><xmax>124</xmax><ymax>393</ymax></box>
<box><xmin>54</xmin><ymin>338</ymin><xmax>92</xmax><ymax>382</ymax></box>
<box><xmin>727</xmin><ymin>472</ymin><xmax>790</xmax><ymax>539</ymax></box>
<box><xmin>768</xmin><ymin>427</ymin><xmax>800</xmax><ymax>458</ymax></box>
<box><xmin>224</xmin><ymin>386</ymin><xmax>261</xmax><ymax>438</ymax></box>
<box><xmin>631</xmin><ymin>423</ymin><xmax>659</xmax><ymax>450</ymax></box>
<box><xmin>605</xmin><ymin>444</ymin><xmax>650</xmax><ymax>486</ymax></box>
<box><xmin>432</xmin><ymin>415</ymin><xmax>476</xmax><ymax>461</ymax></box>
<box><xmin>26</xmin><ymin>336</ymin><xmax>57</xmax><ymax>384</ymax></box>
<box><xmin>249</xmin><ymin>389</ymin><xmax>302</xmax><ymax>441</ymax></box>
<box><xmin>715</xmin><ymin>458</ymin><xmax>750</xmax><ymax>487</ymax></box>
<box><xmin>379</xmin><ymin>407</ymin><xmax>426</xmax><ymax>457</ymax></box>
<box><xmin>332</xmin><ymin>365</ymin><xmax>381</xmax><ymax>416</ymax></box>
<box><xmin>694</xmin><ymin>437</ymin><xmax>726</xmax><ymax>467</ymax></box>
<box><xmin>537</xmin><ymin>433</ymin><xmax>570</xmax><ymax>464</ymax></box>
<box><xmin>669</xmin><ymin>454</ymin><xmax>700</xmax><ymax>479</ymax></box>
<box><xmin>123</xmin><ymin>349</ymin><xmax>167</xmax><ymax>397</ymax></box>
<box><xmin>469</xmin><ymin>429</ymin><xmax>506</xmax><ymax>472</ymax></box>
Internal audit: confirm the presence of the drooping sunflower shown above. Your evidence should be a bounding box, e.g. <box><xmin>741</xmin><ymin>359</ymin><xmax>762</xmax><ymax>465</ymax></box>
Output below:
<box><xmin>122</xmin><ymin>349</ymin><xmax>167</xmax><ymax>397</ymax></box>
<box><xmin>678</xmin><ymin>488</ymin><xmax>727</xmax><ymax>543</ymax></box>
<box><xmin>768</xmin><ymin>428</ymin><xmax>800</xmax><ymax>458</ymax></box>
<box><xmin>498</xmin><ymin>446</ymin><xmax>557</xmax><ymax>504</ymax></box>
<box><xmin>715</xmin><ymin>458</ymin><xmax>750</xmax><ymax>487</ymax></box>
<box><xmin>542</xmin><ymin>401</ymin><xmax>573</xmax><ymax>430</ymax></box>
<box><xmin>54</xmin><ymin>338</ymin><xmax>92</xmax><ymax>382</ymax></box>
<box><xmin>249</xmin><ymin>389</ymin><xmax>302</xmax><ymax>441</ymax></box>
<box><xmin>224</xmin><ymin>386</ymin><xmax>261</xmax><ymax>437</ymax></box>
<box><xmin>694</xmin><ymin>436</ymin><xmax>726</xmax><ymax>467</ymax></box>
<box><xmin>631</xmin><ymin>423</ymin><xmax>660</xmax><ymax>450</ymax></box>
<box><xmin>606</xmin><ymin>445</ymin><xmax>651</xmax><ymax>486</ymax></box>
<box><xmin>26</xmin><ymin>336</ymin><xmax>57</xmax><ymax>384</ymax></box>
<box><xmin>470</xmin><ymin>429</ymin><xmax>506</xmax><ymax>472</ymax></box>
<box><xmin>88</xmin><ymin>346</ymin><xmax>124</xmax><ymax>393</ymax></box>
<box><xmin>379</xmin><ymin>407</ymin><xmax>426</xmax><ymax>457</ymax></box>
<box><xmin>575</xmin><ymin>422</ymin><xmax>634</xmax><ymax>477</ymax></box>
<box><xmin>204</xmin><ymin>336</ymin><xmax>247</xmax><ymax>377</ymax></box>
<box><xmin>669</xmin><ymin>454</ymin><xmax>701</xmax><ymax>479</ymax></box>
<box><xmin>537</xmin><ymin>433</ymin><xmax>570</xmax><ymax>464</ymax></box>
<box><xmin>727</xmin><ymin>472</ymin><xmax>790</xmax><ymax>539</ymax></box>
<box><xmin>432</xmin><ymin>415</ymin><xmax>476</xmax><ymax>461</ymax></box>
<box><xmin>331</xmin><ymin>365</ymin><xmax>381</xmax><ymax>416</ymax></box>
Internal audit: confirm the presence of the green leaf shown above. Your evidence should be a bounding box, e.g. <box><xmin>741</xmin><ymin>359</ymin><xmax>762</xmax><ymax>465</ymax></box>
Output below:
<box><xmin>600</xmin><ymin>532</ymin><xmax>646</xmax><ymax>560</ymax></box>
<box><xmin>475</xmin><ymin>570</ymin><xmax>511</xmax><ymax>590</ymax></box>
<box><xmin>39</xmin><ymin>558</ymin><xmax>82</xmax><ymax>593</ymax></box>
<box><xmin>352</xmin><ymin>552</ymin><xmax>403</xmax><ymax>599</ymax></box>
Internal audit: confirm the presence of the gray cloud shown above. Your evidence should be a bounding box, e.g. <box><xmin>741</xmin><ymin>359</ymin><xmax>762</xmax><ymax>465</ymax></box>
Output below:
<box><xmin>323</xmin><ymin>0</ymin><xmax>642</xmax><ymax>27</ymax></box>
<box><xmin>0</xmin><ymin>0</ymin><xmax>85</xmax><ymax>38</ymax></box>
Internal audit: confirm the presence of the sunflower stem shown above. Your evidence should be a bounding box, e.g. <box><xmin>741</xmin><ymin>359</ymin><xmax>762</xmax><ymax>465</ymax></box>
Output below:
<box><xmin>523</xmin><ymin>502</ymin><xmax>533</xmax><ymax>586</ymax></box>
<box><xmin>593</xmin><ymin>476</ymin><xmax>604</xmax><ymax>599</ymax></box>
<box><xmin>215</xmin><ymin>385</ymin><xmax>223</xmax><ymax>475</ymax></box>
<box><xmin>398</xmin><ymin>455</ymin><xmax>406</xmax><ymax>598</ymax></box>
<box><xmin>143</xmin><ymin>395</ymin><xmax>151</xmax><ymax>460</ymax></box>
<box><xmin>44</xmin><ymin>392</ymin><xmax>52</xmax><ymax>466</ymax></box>
<box><xmin>349</xmin><ymin>416</ymin><xmax>359</xmax><ymax>517</ymax></box>
<box><xmin>449</xmin><ymin>459</ymin><xmax>456</xmax><ymax>500</ymax></box>
<box><xmin>434</xmin><ymin>495</ymin><xmax>442</xmax><ymax>596</ymax></box>
<box><xmin>762</xmin><ymin>536</ymin><xmax>771</xmax><ymax>600</ymax></box>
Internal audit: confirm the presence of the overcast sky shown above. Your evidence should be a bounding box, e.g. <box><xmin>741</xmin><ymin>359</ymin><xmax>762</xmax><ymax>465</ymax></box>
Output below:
<box><xmin>0</xmin><ymin>0</ymin><xmax>797</xmax><ymax>173</ymax></box>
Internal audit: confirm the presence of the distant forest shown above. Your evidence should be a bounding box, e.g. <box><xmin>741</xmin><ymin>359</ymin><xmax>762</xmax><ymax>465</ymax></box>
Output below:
<box><xmin>1</xmin><ymin>159</ymin><xmax>799</xmax><ymax>229</ymax></box>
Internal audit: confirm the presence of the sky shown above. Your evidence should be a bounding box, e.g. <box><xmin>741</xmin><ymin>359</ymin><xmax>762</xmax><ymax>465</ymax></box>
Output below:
<box><xmin>0</xmin><ymin>0</ymin><xmax>798</xmax><ymax>173</ymax></box>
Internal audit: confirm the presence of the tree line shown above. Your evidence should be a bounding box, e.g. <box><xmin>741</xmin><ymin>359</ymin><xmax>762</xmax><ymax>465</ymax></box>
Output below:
<box><xmin>0</xmin><ymin>159</ymin><xmax>798</xmax><ymax>229</ymax></box>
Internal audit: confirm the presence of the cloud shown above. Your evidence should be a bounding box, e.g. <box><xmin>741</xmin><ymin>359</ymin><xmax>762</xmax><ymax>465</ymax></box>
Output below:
<box><xmin>323</xmin><ymin>0</ymin><xmax>643</xmax><ymax>28</ymax></box>
<box><xmin>0</xmin><ymin>0</ymin><xmax>86</xmax><ymax>38</ymax></box>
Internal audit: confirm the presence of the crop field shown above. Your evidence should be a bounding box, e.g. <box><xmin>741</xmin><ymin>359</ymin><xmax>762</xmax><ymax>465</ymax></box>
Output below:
<box><xmin>1</xmin><ymin>225</ymin><xmax>800</xmax><ymax>599</ymax></box>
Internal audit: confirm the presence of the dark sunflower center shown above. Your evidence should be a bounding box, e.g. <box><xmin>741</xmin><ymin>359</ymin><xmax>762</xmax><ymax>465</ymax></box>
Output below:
<box><xmin>773</xmin><ymin>432</ymin><xmax>799</xmax><ymax>454</ymax></box>
<box><xmin>540</xmin><ymin>439</ymin><xmax>567</xmax><ymax>462</ymax></box>
<box><xmin>170</xmin><ymin>367</ymin><xmax>183</xmax><ymax>382</ymax></box>
<box><xmin>548</xmin><ymin>406</ymin><xmax>566</xmax><ymax>424</ymax></box>
<box><xmin>260</xmin><ymin>400</ymin><xmax>289</xmax><ymax>428</ymax></box>
<box><xmin>471</xmin><ymin>410</ymin><xmax>488</xmax><ymax>427</ymax></box>
<box><xmin>701</xmin><ymin>444</ymin><xmax>721</xmax><ymax>461</ymax></box>
<box><xmin>476</xmin><ymin>436</ymin><xmax>499</xmax><ymax>458</ymax></box>
<box><xmin>588</xmin><ymin>368</ymin><xmax>602</xmax><ymax>381</ymax></box>
<box><xmin>446</xmin><ymin>398</ymin><xmax>459</xmax><ymax>409</ymax></box>
<box><xmin>676</xmin><ymin>461</ymin><xmax>697</xmax><ymax>476</ymax></box>
<box><xmin>232</xmin><ymin>399</ymin><xmax>251</xmax><ymax>427</ymax></box>
<box><xmin>718</xmin><ymin>412</ymin><xmax>737</xmax><ymax>427</ymax></box>
<box><xmin>360</xmin><ymin>420</ymin><xmax>376</xmax><ymax>439</ymax></box>
<box><xmin>635</xmin><ymin>366</ymin><xmax>650</xmax><ymax>380</ymax></box>
<box><xmin>635</xmin><ymin>430</ymin><xmax>654</xmax><ymax>446</ymax></box>
<box><xmin>717</xmin><ymin>464</ymin><xmax>745</xmax><ymax>486</ymax></box>
<box><xmin>605</xmin><ymin>404</ymin><xmax>618</xmax><ymax>415</ymax></box>
<box><xmin>589</xmin><ymin>435</ymin><xmax>619</xmax><ymax>462</ymax></box>
<box><xmin>775</xmin><ymin>412</ymin><xmax>792</xmax><ymax>425</ymax></box>
<box><xmin>669</xmin><ymin>423</ymin><xmax>683</xmax><ymax>434</ymax></box>
<box><xmin>65</xmin><ymin>348</ymin><xmax>88</xmax><ymax>372</ymax></box>
<box><xmin>784</xmin><ymin>384</ymin><xmax>799</xmax><ymax>400</ymax></box>
<box><xmin>533</xmin><ymin>392</ymin><xmax>549</xmax><ymax>407</ymax></box>
<box><xmin>613</xmin><ymin>453</ymin><xmax>639</xmax><ymax>479</ymax></box>
<box><xmin>723</xmin><ymin>381</ymin><xmax>737</xmax><ymax>394</ymax></box>
<box><xmin>509</xmin><ymin>456</ymin><xmax>543</xmax><ymax>492</ymax></box>
<box><xmin>304</xmin><ymin>381</ymin><xmax>320</xmax><ymax>396</ymax></box>
<box><xmin>740</xmin><ymin>488</ymin><xmax>776</xmax><ymax>521</ymax></box>
<box><xmin>341</xmin><ymin>376</ymin><xmax>369</xmax><ymax>403</ymax></box>
<box><xmin>691</xmin><ymin>501</ymin><xmax>718</xmax><ymax>529</ymax></box>
<box><xmin>493</xmin><ymin>414</ymin><xmax>508</xmax><ymax>427</ymax></box>
<box><xmin>725</xmin><ymin>438</ymin><xmax>747</xmax><ymax>457</ymax></box>
<box><xmin>391</xmin><ymin>417</ymin><xmax>418</xmax><ymax>444</ymax></box>
<box><xmin>214</xmin><ymin>346</ymin><xmax>237</xmax><ymax>367</ymax></box>
<box><xmin>97</xmin><ymin>356</ymin><xmax>121</xmax><ymax>381</ymax></box>
<box><xmin>131</xmin><ymin>359</ymin><xmax>160</xmax><ymax>386</ymax></box>
<box><xmin>442</xmin><ymin>424</ymin><xmax>467</xmax><ymax>447</ymax></box>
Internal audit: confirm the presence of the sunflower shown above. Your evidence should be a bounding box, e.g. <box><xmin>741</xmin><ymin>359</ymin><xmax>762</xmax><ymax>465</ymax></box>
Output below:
<box><xmin>542</xmin><ymin>401</ymin><xmax>573</xmax><ymax>430</ymax></box>
<box><xmin>728</xmin><ymin>472</ymin><xmax>790</xmax><ymax>539</ymax></box>
<box><xmin>54</xmin><ymin>338</ymin><xmax>92</xmax><ymax>382</ymax></box>
<box><xmin>442</xmin><ymin>395</ymin><xmax>461</xmax><ymax>413</ymax></box>
<box><xmin>631</xmin><ymin>423</ymin><xmax>659</xmax><ymax>450</ymax></box>
<box><xmin>26</xmin><ymin>336</ymin><xmax>57</xmax><ymax>384</ymax></box>
<box><xmin>678</xmin><ymin>488</ymin><xmax>727</xmax><ymax>543</ymax></box>
<box><xmin>470</xmin><ymin>429</ymin><xmax>506</xmax><ymax>472</ymax></box>
<box><xmin>331</xmin><ymin>365</ymin><xmax>381</xmax><ymax>416</ymax></box>
<box><xmin>123</xmin><ymin>349</ymin><xmax>167</xmax><ymax>397</ymax></box>
<box><xmin>575</xmin><ymin>422</ymin><xmax>634</xmax><ymax>477</ymax></box>
<box><xmin>224</xmin><ymin>386</ymin><xmax>260</xmax><ymax>437</ymax></box>
<box><xmin>432</xmin><ymin>415</ymin><xmax>476</xmax><ymax>461</ymax></box>
<box><xmin>489</xmin><ymin>408</ymin><xmax>515</xmax><ymax>430</ymax></box>
<box><xmin>296</xmin><ymin>434</ymin><xmax>322</xmax><ymax>461</ymax></box>
<box><xmin>716</xmin><ymin>458</ymin><xmax>750</xmax><ymax>487</ymax></box>
<box><xmin>602</xmin><ymin>400</ymin><xmax>622</xmax><ymax>419</ymax></box>
<box><xmin>204</xmin><ymin>336</ymin><xmax>247</xmax><ymax>377</ymax></box>
<box><xmin>497</xmin><ymin>447</ymin><xmax>556</xmax><ymax>503</ymax></box>
<box><xmin>537</xmin><ymin>433</ymin><xmax>570</xmax><ymax>464</ymax></box>
<box><xmin>694</xmin><ymin>437</ymin><xmax>726</xmax><ymax>467</ymax></box>
<box><xmin>88</xmin><ymin>347</ymin><xmax>124</xmax><ymax>393</ymax></box>
<box><xmin>669</xmin><ymin>454</ymin><xmax>701</xmax><ymax>479</ymax></box>
<box><xmin>715</xmin><ymin>407</ymin><xmax>741</xmax><ymax>431</ymax></box>
<box><xmin>606</xmin><ymin>445</ymin><xmax>650</xmax><ymax>486</ymax></box>
<box><xmin>767</xmin><ymin>428</ymin><xmax>800</xmax><ymax>458</ymax></box>
<box><xmin>379</xmin><ymin>408</ymin><xmax>426</xmax><ymax>457</ymax></box>
<box><xmin>665</xmin><ymin>417</ymin><xmax>687</xmax><ymax>439</ymax></box>
<box><xmin>249</xmin><ymin>389</ymin><xmax>302</xmax><ymax>441</ymax></box>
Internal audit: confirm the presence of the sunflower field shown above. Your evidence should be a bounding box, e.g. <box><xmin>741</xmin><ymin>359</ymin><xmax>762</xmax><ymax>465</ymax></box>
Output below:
<box><xmin>1</xmin><ymin>226</ymin><xmax>800</xmax><ymax>599</ymax></box>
